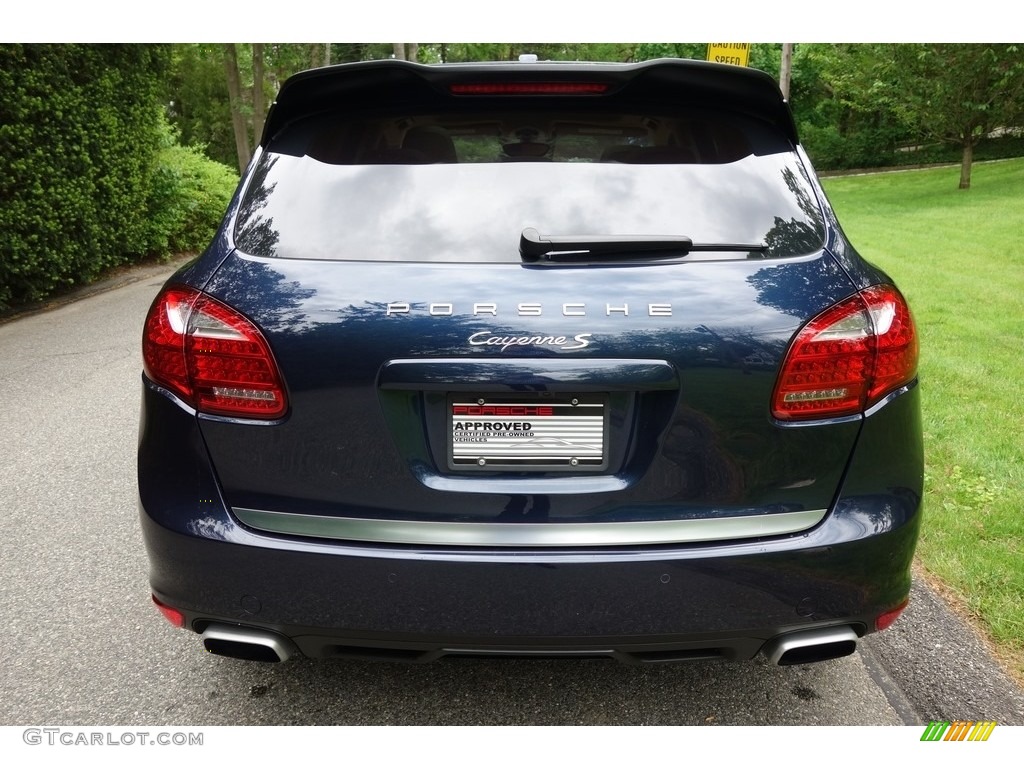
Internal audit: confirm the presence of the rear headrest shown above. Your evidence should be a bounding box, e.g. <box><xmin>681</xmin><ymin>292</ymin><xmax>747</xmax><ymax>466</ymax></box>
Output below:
<box><xmin>402</xmin><ymin>127</ymin><xmax>458</xmax><ymax>163</ymax></box>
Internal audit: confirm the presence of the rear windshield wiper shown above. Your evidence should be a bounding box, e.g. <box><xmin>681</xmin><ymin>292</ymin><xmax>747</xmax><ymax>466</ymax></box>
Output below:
<box><xmin>520</xmin><ymin>227</ymin><xmax>767</xmax><ymax>264</ymax></box>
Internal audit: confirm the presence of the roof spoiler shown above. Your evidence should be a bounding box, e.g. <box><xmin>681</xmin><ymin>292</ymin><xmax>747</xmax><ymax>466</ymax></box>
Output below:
<box><xmin>261</xmin><ymin>58</ymin><xmax>798</xmax><ymax>147</ymax></box>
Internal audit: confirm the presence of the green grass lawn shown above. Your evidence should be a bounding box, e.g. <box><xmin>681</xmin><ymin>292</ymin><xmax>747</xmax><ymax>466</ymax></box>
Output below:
<box><xmin>822</xmin><ymin>159</ymin><xmax>1024</xmax><ymax>677</ymax></box>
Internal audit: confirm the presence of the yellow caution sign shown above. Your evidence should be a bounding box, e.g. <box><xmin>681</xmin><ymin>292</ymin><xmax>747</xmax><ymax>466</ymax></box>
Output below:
<box><xmin>707</xmin><ymin>43</ymin><xmax>751</xmax><ymax>67</ymax></box>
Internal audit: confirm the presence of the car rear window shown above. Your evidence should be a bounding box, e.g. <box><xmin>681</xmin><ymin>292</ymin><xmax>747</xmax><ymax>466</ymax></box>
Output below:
<box><xmin>234</xmin><ymin>106</ymin><xmax>825</xmax><ymax>262</ymax></box>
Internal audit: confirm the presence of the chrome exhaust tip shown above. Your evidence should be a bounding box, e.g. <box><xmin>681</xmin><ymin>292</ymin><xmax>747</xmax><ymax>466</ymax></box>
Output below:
<box><xmin>201</xmin><ymin>624</ymin><xmax>297</xmax><ymax>663</ymax></box>
<box><xmin>763</xmin><ymin>626</ymin><xmax>858</xmax><ymax>666</ymax></box>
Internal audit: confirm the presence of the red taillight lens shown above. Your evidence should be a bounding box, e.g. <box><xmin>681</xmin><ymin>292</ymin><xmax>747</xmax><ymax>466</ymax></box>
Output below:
<box><xmin>142</xmin><ymin>287</ymin><xmax>195</xmax><ymax>403</ymax></box>
<box><xmin>152</xmin><ymin>594</ymin><xmax>186</xmax><ymax>629</ymax></box>
<box><xmin>875</xmin><ymin>597</ymin><xmax>909</xmax><ymax>631</ymax></box>
<box><xmin>772</xmin><ymin>285</ymin><xmax>918</xmax><ymax>421</ymax></box>
<box><xmin>143</xmin><ymin>286</ymin><xmax>288</xmax><ymax>419</ymax></box>
<box><xmin>861</xmin><ymin>285</ymin><xmax>918</xmax><ymax>403</ymax></box>
<box><xmin>450</xmin><ymin>82</ymin><xmax>608</xmax><ymax>95</ymax></box>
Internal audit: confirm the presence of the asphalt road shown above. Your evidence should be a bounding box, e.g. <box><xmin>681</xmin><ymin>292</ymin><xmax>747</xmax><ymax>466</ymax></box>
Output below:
<box><xmin>1</xmin><ymin>261</ymin><xmax>1022</xmax><ymax>726</ymax></box>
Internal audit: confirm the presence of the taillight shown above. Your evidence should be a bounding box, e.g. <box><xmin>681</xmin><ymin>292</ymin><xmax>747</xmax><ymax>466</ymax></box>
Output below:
<box><xmin>143</xmin><ymin>285</ymin><xmax>288</xmax><ymax>419</ymax></box>
<box><xmin>152</xmin><ymin>594</ymin><xmax>186</xmax><ymax>629</ymax></box>
<box><xmin>772</xmin><ymin>285</ymin><xmax>917</xmax><ymax>421</ymax></box>
<box><xmin>875</xmin><ymin>597</ymin><xmax>909</xmax><ymax>631</ymax></box>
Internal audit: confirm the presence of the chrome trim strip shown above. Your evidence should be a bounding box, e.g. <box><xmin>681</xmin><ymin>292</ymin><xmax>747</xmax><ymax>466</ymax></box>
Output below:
<box><xmin>378</xmin><ymin>358</ymin><xmax>679</xmax><ymax>391</ymax></box>
<box><xmin>232</xmin><ymin>507</ymin><xmax>827</xmax><ymax>547</ymax></box>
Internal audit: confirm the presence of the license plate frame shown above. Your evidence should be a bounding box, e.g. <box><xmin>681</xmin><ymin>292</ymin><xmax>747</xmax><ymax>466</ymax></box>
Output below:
<box><xmin>448</xmin><ymin>395</ymin><xmax>608</xmax><ymax>472</ymax></box>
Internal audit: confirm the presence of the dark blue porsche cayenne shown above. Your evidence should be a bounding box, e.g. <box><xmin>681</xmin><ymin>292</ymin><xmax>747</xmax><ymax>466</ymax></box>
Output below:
<box><xmin>139</xmin><ymin>58</ymin><xmax>921</xmax><ymax>665</ymax></box>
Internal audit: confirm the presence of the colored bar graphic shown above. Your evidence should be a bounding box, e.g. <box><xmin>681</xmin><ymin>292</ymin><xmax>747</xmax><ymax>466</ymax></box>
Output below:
<box><xmin>945</xmin><ymin>721</ymin><xmax>971</xmax><ymax>740</ymax></box>
<box><xmin>969</xmin><ymin>721</ymin><xmax>997</xmax><ymax>741</ymax></box>
<box><xmin>921</xmin><ymin>721</ymin><xmax>949</xmax><ymax>741</ymax></box>
<box><xmin>920</xmin><ymin>720</ymin><xmax>996</xmax><ymax>741</ymax></box>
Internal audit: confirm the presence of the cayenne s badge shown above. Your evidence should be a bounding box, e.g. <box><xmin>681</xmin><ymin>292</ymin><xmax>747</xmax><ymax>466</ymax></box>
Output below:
<box><xmin>467</xmin><ymin>331</ymin><xmax>592</xmax><ymax>352</ymax></box>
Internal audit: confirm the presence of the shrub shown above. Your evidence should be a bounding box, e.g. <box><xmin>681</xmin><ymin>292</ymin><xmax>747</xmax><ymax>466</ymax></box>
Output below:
<box><xmin>144</xmin><ymin>117</ymin><xmax>238</xmax><ymax>255</ymax></box>
<box><xmin>0</xmin><ymin>44</ymin><xmax>168</xmax><ymax>310</ymax></box>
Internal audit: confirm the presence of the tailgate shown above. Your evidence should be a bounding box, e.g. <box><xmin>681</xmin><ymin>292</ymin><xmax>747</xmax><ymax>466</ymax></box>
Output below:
<box><xmin>197</xmin><ymin>252</ymin><xmax>861</xmax><ymax>544</ymax></box>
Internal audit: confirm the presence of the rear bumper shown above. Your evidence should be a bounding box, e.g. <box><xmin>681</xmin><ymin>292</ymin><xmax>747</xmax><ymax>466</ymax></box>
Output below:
<box><xmin>139</xmin><ymin>379</ymin><xmax>922</xmax><ymax>662</ymax></box>
<box><xmin>143</xmin><ymin>507</ymin><xmax>915</xmax><ymax>662</ymax></box>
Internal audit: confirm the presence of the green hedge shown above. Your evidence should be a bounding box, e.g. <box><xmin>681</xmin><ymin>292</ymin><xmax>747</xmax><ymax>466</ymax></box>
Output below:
<box><xmin>0</xmin><ymin>45</ymin><xmax>171</xmax><ymax>310</ymax></box>
<box><xmin>145</xmin><ymin>117</ymin><xmax>239</xmax><ymax>255</ymax></box>
<box><xmin>803</xmin><ymin>126</ymin><xmax>1024</xmax><ymax>173</ymax></box>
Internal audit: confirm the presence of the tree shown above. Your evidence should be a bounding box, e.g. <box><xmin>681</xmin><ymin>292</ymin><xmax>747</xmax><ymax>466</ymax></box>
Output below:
<box><xmin>167</xmin><ymin>44</ymin><xmax>236</xmax><ymax>168</ymax></box>
<box><xmin>889</xmin><ymin>44</ymin><xmax>1024</xmax><ymax>189</ymax></box>
<box><xmin>223</xmin><ymin>43</ymin><xmax>251</xmax><ymax>172</ymax></box>
<box><xmin>170</xmin><ymin>44</ymin><xmax>396</xmax><ymax>169</ymax></box>
<box><xmin>252</xmin><ymin>43</ymin><xmax>266</xmax><ymax>146</ymax></box>
<box><xmin>789</xmin><ymin>44</ymin><xmax>909</xmax><ymax>171</ymax></box>
<box><xmin>779</xmin><ymin>43</ymin><xmax>793</xmax><ymax>101</ymax></box>
<box><xmin>392</xmin><ymin>43</ymin><xmax>418</xmax><ymax>62</ymax></box>
<box><xmin>435</xmin><ymin>43</ymin><xmax>636</xmax><ymax>64</ymax></box>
